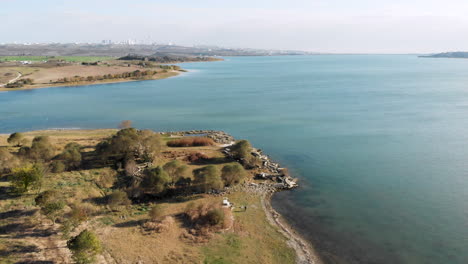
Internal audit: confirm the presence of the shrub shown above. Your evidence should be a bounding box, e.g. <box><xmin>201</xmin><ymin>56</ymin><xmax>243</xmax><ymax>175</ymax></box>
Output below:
<box><xmin>205</xmin><ymin>208</ymin><xmax>225</xmax><ymax>226</ymax></box>
<box><xmin>35</xmin><ymin>190</ymin><xmax>59</xmax><ymax>206</ymax></box>
<box><xmin>163</xmin><ymin>160</ymin><xmax>191</xmax><ymax>184</ymax></box>
<box><xmin>0</xmin><ymin>148</ymin><xmax>20</xmax><ymax>174</ymax></box>
<box><xmin>142</xmin><ymin>166</ymin><xmax>170</xmax><ymax>194</ymax></box>
<box><xmin>50</xmin><ymin>160</ymin><xmax>66</xmax><ymax>173</ymax></box>
<box><xmin>167</xmin><ymin>137</ymin><xmax>215</xmax><ymax>147</ymax></box>
<box><xmin>184</xmin><ymin>202</ymin><xmax>225</xmax><ymax>227</ymax></box>
<box><xmin>107</xmin><ymin>190</ymin><xmax>131</xmax><ymax>210</ymax></box>
<box><xmin>185</xmin><ymin>152</ymin><xmax>209</xmax><ymax>163</ymax></box>
<box><xmin>56</xmin><ymin>143</ymin><xmax>82</xmax><ymax>170</ymax></box>
<box><xmin>10</xmin><ymin>163</ymin><xmax>45</xmax><ymax>193</ymax></box>
<box><xmin>22</xmin><ymin>136</ymin><xmax>55</xmax><ymax>161</ymax></box>
<box><xmin>193</xmin><ymin>165</ymin><xmax>223</xmax><ymax>193</ymax></box>
<box><xmin>69</xmin><ymin>203</ymin><xmax>95</xmax><ymax>223</ymax></box>
<box><xmin>230</xmin><ymin>140</ymin><xmax>259</xmax><ymax>168</ymax></box>
<box><xmin>62</xmin><ymin>204</ymin><xmax>96</xmax><ymax>239</ymax></box>
<box><xmin>41</xmin><ymin>201</ymin><xmax>65</xmax><ymax>224</ymax></box>
<box><xmin>142</xmin><ymin>216</ymin><xmax>174</xmax><ymax>233</ymax></box>
<box><xmin>94</xmin><ymin>168</ymin><xmax>117</xmax><ymax>189</ymax></box>
<box><xmin>221</xmin><ymin>163</ymin><xmax>247</xmax><ymax>186</ymax></box>
<box><xmin>36</xmin><ymin>190</ymin><xmax>64</xmax><ymax>224</ymax></box>
<box><xmin>148</xmin><ymin>204</ymin><xmax>164</xmax><ymax>221</ymax></box>
<box><xmin>7</xmin><ymin>132</ymin><xmax>24</xmax><ymax>146</ymax></box>
<box><xmin>67</xmin><ymin>229</ymin><xmax>102</xmax><ymax>264</ymax></box>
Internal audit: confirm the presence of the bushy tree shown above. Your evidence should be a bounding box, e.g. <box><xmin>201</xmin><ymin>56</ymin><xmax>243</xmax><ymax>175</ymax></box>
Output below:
<box><xmin>118</xmin><ymin>120</ymin><xmax>132</xmax><ymax>129</ymax></box>
<box><xmin>67</xmin><ymin>229</ymin><xmax>102</xmax><ymax>264</ymax></box>
<box><xmin>193</xmin><ymin>165</ymin><xmax>223</xmax><ymax>193</ymax></box>
<box><xmin>205</xmin><ymin>208</ymin><xmax>225</xmax><ymax>226</ymax></box>
<box><xmin>142</xmin><ymin>166</ymin><xmax>170</xmax><ymax>194</ymax></box>
<box><xmin>221</xmin><ymin>163</ymin><xmax>247</xmax><ymax>186</ymax></box>
<box><xmin>10</xmin><ymin>163</ymin><xmax>45</xmax><ymax>193</ymax></box>
<box><xmin>107</xmin><ymin>190</ymin><xmax>131</xmax><ymax>210</ymax></box>
<box><xmin>56</xmin><ymin>142</ymin><xmax>82</xmax><ymax>170</ymax></box>
<box><xmin>41</xmin><ymin>201</ymin><xmax>65</xmax><ymax>224</ymax></box>
<box><xmin>230</xmin><ymin>140</ymin><xmax>258</xmax><ymax>168</ymax></box>
<box><xmin>94</xmin><ymin>168</ymin><xmax>117</xmax><ymax>189</ymax></box>
<box><xmin>35</xmin><ymin>190</ymin><xmax>59</xmax><ymax>206</ymax></box>
<box><xmin>163</xmin><ymin>160</ymin><xmax>190</xmax><ymax>185</ymax></box>
<box><xmin>96</xmin><ymin>128</ymin><xmax>162</xmax><ymax>163</ymax></box>
<box><xmin>21</xmin><ymin>136</ymin><xmax>55</xmax><ymax>161</ymax></box>
<box><xmin>0</xmin><ymin>148</ymin><xmax>20</xmax><ymax>174</ymax></box>
<box><xmin>149</xmin><ymin>204</ymin><xmax>164</xmax><ymax>221</ymax></box>
<box><xmin>231</xmin><ymin>140</ymin><xmax>252</xmax><ymax>160</ymax></box>
<box><xmin>50</xmin><ymin>160</ymin><xmax>66</xmax><ymax>173</ymax></box>
<box><xmin>7</xmin><ymin>132</ymin><xmax>24</xmax><ymax>146</ymax></box>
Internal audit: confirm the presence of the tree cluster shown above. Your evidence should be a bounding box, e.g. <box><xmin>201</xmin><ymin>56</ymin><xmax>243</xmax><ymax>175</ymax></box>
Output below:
<box><xmin>96</xmin><ymin>128</ymin><xmax>163</xmax><ymax>164</ymax></box>
<box><xmin>5</xmin><ymin>78</ymin><xmax>34</xmax><ymax>88</ymax></box>
<box><xmin>53</xmin><ymin>70</ymin><xmax>158</xmax><ymax>84</ymax></box>
<box><xmin>230</xmin><ymin>140</ymin><xmax>260</xmax><ymax>168</ymax></box>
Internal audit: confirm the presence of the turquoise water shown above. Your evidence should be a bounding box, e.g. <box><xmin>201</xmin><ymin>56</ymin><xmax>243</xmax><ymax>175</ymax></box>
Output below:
<box><xmin>1</xmin><ymin>55</ymin><xmax>468</xmax><ymax>263</ymax></box>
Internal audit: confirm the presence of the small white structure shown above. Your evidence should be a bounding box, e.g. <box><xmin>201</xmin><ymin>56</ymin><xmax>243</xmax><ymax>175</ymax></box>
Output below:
<box><xmin>222</xmin><ymin>197</ymin><xmax>232</xmax><ymax>207</ymax></box>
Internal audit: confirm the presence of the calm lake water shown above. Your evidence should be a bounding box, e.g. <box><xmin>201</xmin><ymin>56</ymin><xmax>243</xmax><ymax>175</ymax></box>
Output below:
<box><xmin>1</xmin><ymin>55</ymin><xmax>468</xmax><ymax>263</ymax></box>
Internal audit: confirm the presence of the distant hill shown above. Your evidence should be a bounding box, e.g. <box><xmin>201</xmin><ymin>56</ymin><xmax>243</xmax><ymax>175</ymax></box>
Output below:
<box><xmin>419</xmin><ymin>52</ymin><xmax>468</xmax><ymax>58</ymax></box>
<box><xmin>0</xmin><ymin>43</ymin><xmax>316</xmax><ymax>57</ymax></box>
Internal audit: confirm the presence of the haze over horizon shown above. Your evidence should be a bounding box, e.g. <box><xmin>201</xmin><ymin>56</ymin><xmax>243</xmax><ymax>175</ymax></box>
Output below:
<box><xmin>2</xmin><ymin>0</ymin><xmax>468</xmax><ymax>54</ymax></box>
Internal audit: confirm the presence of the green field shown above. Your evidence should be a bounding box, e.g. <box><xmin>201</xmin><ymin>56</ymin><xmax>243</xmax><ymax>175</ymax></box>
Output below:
<box><xmin>0</xmin><ymin>56</ymin><xmax>114</xmax><ymax>62</ymax></box>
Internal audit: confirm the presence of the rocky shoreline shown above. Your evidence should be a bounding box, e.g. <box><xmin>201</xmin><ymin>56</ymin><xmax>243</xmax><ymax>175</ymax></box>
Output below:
<box><xmin>171</xmin><ymin>130</ymin><xmax>320</xmax><ymax>264</ymax></box>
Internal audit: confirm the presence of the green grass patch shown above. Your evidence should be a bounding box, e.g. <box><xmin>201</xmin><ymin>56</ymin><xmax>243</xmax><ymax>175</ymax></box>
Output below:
<box><xmin>0</xmin><ymin>56</ymin><xmax>114</xmax><ymax>62</ymax></box>
<box><xmin>202</xmin><ymin>234</ymin><xmax>243</xmax><ymax>264</ymax></box>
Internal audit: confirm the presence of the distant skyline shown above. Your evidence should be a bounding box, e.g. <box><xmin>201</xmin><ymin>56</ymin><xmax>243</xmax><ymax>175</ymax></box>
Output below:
<box><xmin>2</xmin><ymin>0</ymin><xmax>468</xmax><ymax>53</ymax></box>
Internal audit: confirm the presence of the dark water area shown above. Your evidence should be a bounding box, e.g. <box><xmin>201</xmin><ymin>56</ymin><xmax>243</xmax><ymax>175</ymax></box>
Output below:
<box><xmin>1</xmin><ymin>55</ymin><xmax>468</xmax><ymax>263</ymax></box>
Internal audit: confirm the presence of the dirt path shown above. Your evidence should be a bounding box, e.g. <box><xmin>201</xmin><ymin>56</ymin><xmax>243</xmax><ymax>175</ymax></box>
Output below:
<box><xmin>0</xmin><ymin>71</ymin><xmax>21</xmax><ymax>87</ymax></box>
<box><xmin>26</xmin><ymin>222</ymin><xmax>72</xmax><ymax>263</ymax></box>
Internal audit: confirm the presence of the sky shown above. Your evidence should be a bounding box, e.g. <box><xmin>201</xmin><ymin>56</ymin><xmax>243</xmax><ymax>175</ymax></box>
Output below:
<box><xmin>2</xmin><ymin>0</ymin><xmax>468</xmax><ymax>53</ymax></box>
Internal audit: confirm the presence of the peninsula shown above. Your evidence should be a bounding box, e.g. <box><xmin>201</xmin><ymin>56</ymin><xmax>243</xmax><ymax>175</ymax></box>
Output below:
<box><xmin>0</xmin><ymin>127</ymin><xmax>321</xmax><ymax>264</ymax></box>
<box><xmin>0</xmin><ymin>55</ymin><xmax>217</xmax><ymax>92</ymax></box>
<box><xmin>419</xmin><ymin>51</ymin><xmax>468</xmax><ymax>59</ymax></box>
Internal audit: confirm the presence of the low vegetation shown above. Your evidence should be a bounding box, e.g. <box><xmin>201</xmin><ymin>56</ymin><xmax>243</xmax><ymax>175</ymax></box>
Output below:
<box><xmin>5</xmin><ymin>78</ymin><xmax>34</xmax><ymax>88</ymax></box>
<box><xmin>67</xmin><ymin>229</ymin><xmax>102</xmax><ymax>264</ymax></box>
<box><xmin>167</xmin><ymin>137</ymin><xmax>215</xmax><ymax>147</ymax></box>
<box><xmin>52</xmin><ymin>70</ymin><xmax>160</xmax><ymax>84</ymax></box>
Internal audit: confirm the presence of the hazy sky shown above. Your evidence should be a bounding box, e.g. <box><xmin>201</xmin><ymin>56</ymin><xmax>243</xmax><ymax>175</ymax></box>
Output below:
<box><xmin>2</xmin><ymin>0</ymin><xmax>468</xmax><ymax>53</ymax></box>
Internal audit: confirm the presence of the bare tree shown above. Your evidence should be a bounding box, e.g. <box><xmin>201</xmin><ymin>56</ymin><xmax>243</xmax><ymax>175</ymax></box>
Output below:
<box><xmin>118</xmin><ymin>120</ymin><xmax>132</xmax><ymax>129</ymax></box>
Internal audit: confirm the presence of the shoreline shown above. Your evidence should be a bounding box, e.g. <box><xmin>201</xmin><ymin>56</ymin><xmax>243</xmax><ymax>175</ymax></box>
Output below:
<box><xmin>0</xmin><ymin>70</ymin><xmax>181</xmax><ymax>92</ymax></box>
<box><xmin>175</xmin><ymin>130</ymin><xmax>323</xmax><ymax>264</ymax></box>
<box><xmin>263</xmin><ymin>192</ymin><xmax>322</xmax><ymax>264</ymax></box>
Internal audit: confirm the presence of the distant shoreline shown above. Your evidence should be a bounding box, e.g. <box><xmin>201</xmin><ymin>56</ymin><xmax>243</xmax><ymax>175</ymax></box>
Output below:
<box><xmin>0</xmin><ymin>70</ymin><xmax>181</xmax><ymax>92</ymax></box>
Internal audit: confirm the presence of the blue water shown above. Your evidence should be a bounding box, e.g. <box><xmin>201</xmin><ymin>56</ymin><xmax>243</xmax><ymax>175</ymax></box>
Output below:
<box><xmin>1</xmin><ymin>55</ymin><xmax>468</xmax><ymax>263</ymax></box>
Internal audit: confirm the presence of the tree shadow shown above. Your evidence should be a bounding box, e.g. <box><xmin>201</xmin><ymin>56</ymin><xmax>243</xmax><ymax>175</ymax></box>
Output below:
<box><xmin>0</xmin><ymin>244</ymin><xmax>40</xmax><ymax>257</ymax></box>
<box><xmin>80</xmin><ymin>151</ymin><xmax>115</xmax><ymax>170</ymax></box>
<box><xmin>13</xmin><ymin>228</ymin><xmax>56</xmax><ymax>239</ymax></box>
<box><xmin>189</xmin><ymin>157</ymin><xmax>233</xmax><ymax>166</ymax></box>
<box><xmin>0</xmin><ymin>186</ymin><xmax>21</xmax><ymax>201</ymax></box>
<box><xmin>0</xmin><ymin>223</ymin><xmax>34</xmax><ymax>235</ymax></box>
<box><xmin>0</xmin><ymin>209</ymin><xmax>37</xmax><ymax>220</ymax></box>
<box><xmin>113</xmin><ymin>219</ymin><xmax>146</xmax><ymax>228</ymax></box>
